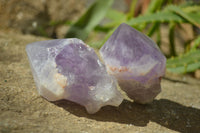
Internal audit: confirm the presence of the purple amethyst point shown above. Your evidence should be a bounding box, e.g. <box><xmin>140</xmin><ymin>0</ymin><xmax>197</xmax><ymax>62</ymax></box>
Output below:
<box><xmin>26</xmin><ymin>38</ymin><xmax>123</xmax><ymax>114</ymax></box>
<box><xmin>100</xmin><ymin>23</ymin><xmax>166</xmax><ymax>104</ymax></box>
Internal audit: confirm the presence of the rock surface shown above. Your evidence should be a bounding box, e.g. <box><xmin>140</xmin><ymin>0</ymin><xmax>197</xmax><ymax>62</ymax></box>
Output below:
<box><xmin>100</xmin><ymin>23</ymin><xmax>166</xmax><ymax>104</ymax></box>
<box><xmin>0</xmin><ymin>0</ymin><xmax>84</xmax><ymax>37</ymax></box>
<box><xmin>0</xmin><ymin>31</ymin><xmax>200</xmax><ymax>133</ymax></box>
<box><xmin>26</xmin><ymin>38</ymin><xmax>123</xmax><ymax>114</ymax></box>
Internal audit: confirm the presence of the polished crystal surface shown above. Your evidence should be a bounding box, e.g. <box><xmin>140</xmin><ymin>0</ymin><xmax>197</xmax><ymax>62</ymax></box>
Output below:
<box><xmin>26</xmin><ymin>39</ymin><xmax>123</xmax><ymax>114</ymax></box>
<box><xmin>100</xmin><ymin>23</ymin><xmax>166</xmax><ymax>104</ymax></box>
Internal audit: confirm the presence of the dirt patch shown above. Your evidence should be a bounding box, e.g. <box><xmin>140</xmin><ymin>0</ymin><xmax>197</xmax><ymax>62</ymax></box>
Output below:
<box><xmin>0</xmin><ymin>31</ymin><xmax>200</xmax><ymax>133</ymax></box>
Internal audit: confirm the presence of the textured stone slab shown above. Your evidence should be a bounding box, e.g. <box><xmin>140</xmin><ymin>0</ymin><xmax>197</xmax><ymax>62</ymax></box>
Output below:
<box><xmin>1</xmin><ymin>31</ymin><xmax>200</xmax><ymax>133</ymax></box>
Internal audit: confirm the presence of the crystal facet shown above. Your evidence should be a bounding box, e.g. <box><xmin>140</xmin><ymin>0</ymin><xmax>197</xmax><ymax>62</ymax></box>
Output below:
<box><xmin>26</xmin><ymin>39</ymin><xmax>123</xmax><ymax>114</ymax></box>
<box><xmin>100</xmin><ymin>23</ymin><xmax>166</xmax><ymax>104</ymax></box>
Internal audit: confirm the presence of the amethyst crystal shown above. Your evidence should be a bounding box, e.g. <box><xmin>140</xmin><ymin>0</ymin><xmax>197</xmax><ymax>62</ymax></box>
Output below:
<box><xmin>26</xmin><ymin>39</ymin><xmax>123</xmax><ymax>114</ymax></box>
<box><xmin>100</xmin><ymin>23</ymin><xmax>166</xmax><ymax>104</ymax></box>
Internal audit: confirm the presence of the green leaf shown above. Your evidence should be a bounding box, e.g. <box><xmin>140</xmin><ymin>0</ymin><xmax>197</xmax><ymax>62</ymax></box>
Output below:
<box><xmin>146</xmin><ymin>0</ymin><xmax>164</xmax><ymax>13</ymax></box>
<box><xmin>106</xmin><ymin>9</ymin><xmax>126</xmax><ymax>21</ymax></box>
<box><xmin>182</xmin><ymin>5</ymin><xmax>200</xmax><ymax>13</ymax></box>
<box><xmin>169</xmin><ymin>22</ymin><xmax>176</xmax><ymax>56</ymax></box>
<box><xmin>187</xmin><ymin>13</ymin><xmax>200</xmax><ymax>25</ymax></box>
<box><xmin>191</xmin><ymin>36</ymin><xmax>200</xmax><ymax>51</ymax></box>
<box><xmin>88</xmin><ymin>41</ymin><xmax>104</xmax><ymax>49</ymax></box>
<box><xmin>156</xmin><ymin>25</ymin><xmax>161</xmax><ymax>47</ymax></box>
<box><xmin>127</xmin><ymin>11</ymin><xmax>186</xmax><ymax>26</ymax></box>
<box><xmin>167</xmin><ymin>50</ymin><xmax>200</xmax><ymax>73</ymax></box>
<box><xmin>147</xmin><ymin>22</ymin><xmax>160</xmax><ymax>37</ymax></box>
<box><xmin>65</xmin><ymin>0</ymin><xmax>114</xmax><ymax>40</ymax></box>
<box><xmin>127</xmin><ymin>0</ymin><xmax>137</xmax><ymax>18</ymax></box>
<box><xmin>105</xmin><ymin>9</ymin><xmax>127</xmax><ymax>28</ymax></box>
<box><xmin>166</xmin><ymin>5</ymin><xmax>200</xmax><ymax>28</ymax></box>
<box><xmin>88</xmin><ymin>26</ymin><xmax>118</xmax><ymax>49</ymax></box>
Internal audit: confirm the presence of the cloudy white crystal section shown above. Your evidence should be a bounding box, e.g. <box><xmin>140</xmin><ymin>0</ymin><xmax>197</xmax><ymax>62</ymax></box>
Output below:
<box><xmin>26</xmin><ymin>38</ymin><xmax>123</xmax><ymax>114</ymax></box>
<box><xmin>100</xmin><ymin>23</ymin><xmax>166</xmax><ymax>104</ymax></box>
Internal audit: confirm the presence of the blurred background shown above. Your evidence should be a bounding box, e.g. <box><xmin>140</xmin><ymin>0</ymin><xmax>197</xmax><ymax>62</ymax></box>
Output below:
<box><xmin>0</xmin><ymin>0</ymin><xmax>200</xmax><ymax>78</ymax></box>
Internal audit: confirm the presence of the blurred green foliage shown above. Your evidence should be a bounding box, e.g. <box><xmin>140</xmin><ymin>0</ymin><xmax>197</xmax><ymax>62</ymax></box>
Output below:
<box><xmin>65</xmin><ymin>0</ymin><xmax>200</xmax><ymax>74</ymax></box>
<box><xmin>65</xmin><ymin>0</ymin><xmax>114</xmax><ymax>40</ymax></box>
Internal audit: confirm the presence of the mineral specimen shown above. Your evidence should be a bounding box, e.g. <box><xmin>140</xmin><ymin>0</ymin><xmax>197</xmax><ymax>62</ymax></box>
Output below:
<box><xmin>100</xmin><ymin>23</ymin><xmax>166</xmax><ymax>104</ymax></box>
<box><xmin>26</xmin><ymin>39</ymin><xmax>123</xmax><ymax>114</ymax></box>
